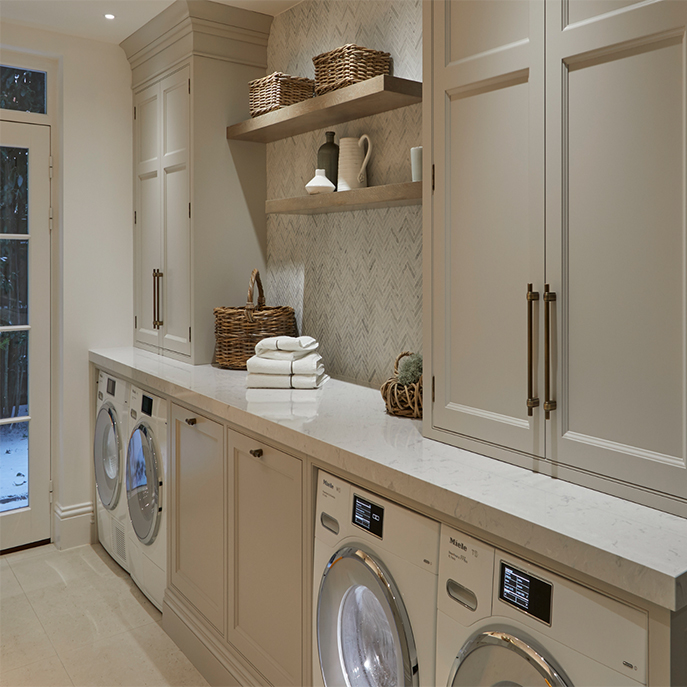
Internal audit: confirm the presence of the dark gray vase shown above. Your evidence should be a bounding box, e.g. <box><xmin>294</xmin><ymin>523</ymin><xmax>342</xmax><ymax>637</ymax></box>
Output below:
<box><xmin>317</xmin><ymin>131</ymin><xmax>339</xmax><ymax>190</ymax></box>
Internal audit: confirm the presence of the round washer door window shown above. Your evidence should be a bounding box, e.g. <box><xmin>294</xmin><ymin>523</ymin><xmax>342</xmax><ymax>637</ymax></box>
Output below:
<box><xmin>449</xmin><ymin>631</ymin><xmax>570</xmax><ymax>687</ymax></box>
<box><xmin>126</xmin><ymin>423</ymin><xmax>161</xmax><ymax>546</ymax></box>
<box><xmin>317</xmin><ymin>546</ymin><xmax>418</xmax><ymax>687</ymax></box>
<box><xmin>93</xmin><ymin>403</ymin><xmax>122</xmax><ymax>510</ymax></box>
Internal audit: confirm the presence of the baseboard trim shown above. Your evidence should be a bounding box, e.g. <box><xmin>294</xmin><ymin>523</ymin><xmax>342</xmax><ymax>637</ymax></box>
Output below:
<box><xmin>53</xmin><ymin>501</ymin><xmax>94</xmax><ymax>550</ymax></box>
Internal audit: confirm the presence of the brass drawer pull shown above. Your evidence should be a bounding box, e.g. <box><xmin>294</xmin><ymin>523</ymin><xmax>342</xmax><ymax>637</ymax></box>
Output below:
<box><xmin>526</xmin><ymin>283</ymin><xmax>540</xmax><ymax>416</ymax></box>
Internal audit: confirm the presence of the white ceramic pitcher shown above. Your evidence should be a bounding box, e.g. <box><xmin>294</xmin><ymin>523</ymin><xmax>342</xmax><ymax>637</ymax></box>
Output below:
<box><xmin>337</xmin><ymin>135</ymin><xmax>371</xmax><ymax>191</ymax></box>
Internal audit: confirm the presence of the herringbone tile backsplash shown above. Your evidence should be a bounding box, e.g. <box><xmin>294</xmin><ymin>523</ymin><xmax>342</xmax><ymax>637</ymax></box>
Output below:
<box><xmin>264</xmin><ymin>0</ymin><xmax>423</xmax><ymax>387</ymax></box>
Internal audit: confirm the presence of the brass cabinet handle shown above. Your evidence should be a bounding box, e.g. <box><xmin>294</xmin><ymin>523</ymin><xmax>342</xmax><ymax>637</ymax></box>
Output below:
<box><xmin>249</xmin><ymin>448</ymin><xmax>263</xmax><ymax>458</ymax></box>
<box><xmin>153</xmin><ymin>269</ymin><xmax>164</xmax><ymax>329</ymax></box>
<box><xmin>152</xmin><ymin>269</ymin><xmax>157</xmax><ymax>329</ymax></box>
<box><xmin>543</xmin><ymin>284</ymin><xmax>557</xmax><ymax>419</ymax></box>
<box><xmin>526</xmin><ymin>284</ymin><xmax>540</xmax><ymax>416</ymax></box>
<box><xmin>185</xmin><ymin>418</ymin><xmax>197</xmax><ymax>426</ymax></box>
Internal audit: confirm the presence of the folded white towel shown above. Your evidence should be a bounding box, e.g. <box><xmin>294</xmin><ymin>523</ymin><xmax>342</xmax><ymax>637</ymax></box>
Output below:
<box><xmin>247</xmin><ymin>352</ymin><xmax>322</xmax><ymax>376</ymax></box>
<box><xmin>246</xmin><ymin>371</ymin><xmax>329</xmax><ymax>389</ymax></box>
<box><xmin>255</xmin><ymin>336</ymin><xmax>318</xmax><ymax>356</ymax></box>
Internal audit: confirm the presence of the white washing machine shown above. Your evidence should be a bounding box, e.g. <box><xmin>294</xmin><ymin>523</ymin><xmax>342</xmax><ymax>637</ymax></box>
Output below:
<box><xmin>93</xmin><ymin>371</ymin><xmax>130</xmax><ymax>571</ymax></box>
<box><xmin>436</xmin><ymin>524</ymin><xmax>649</xmax><ymax>687</ymax></box>
<box><xmin>126</xmin><ymin>386</ymin><xmax>168</xmax><ymax>611</ymax></box>
<box><xmin>313</xmin><ymin>470</ymin><xmax>440</xmax><ymax>687</ymax></box>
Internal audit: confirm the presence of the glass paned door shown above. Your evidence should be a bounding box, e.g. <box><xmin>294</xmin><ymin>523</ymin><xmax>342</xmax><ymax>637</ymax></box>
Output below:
<box><xmin>0</xmin><ymin>121</ymin><xmax>50</xmax><ymax>550</ymax></box>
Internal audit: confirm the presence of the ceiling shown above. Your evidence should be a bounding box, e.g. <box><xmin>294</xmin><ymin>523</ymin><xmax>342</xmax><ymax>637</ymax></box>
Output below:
<box><xmin>0</xmin><ymin>0</ymin><xmax>303</xmax><ymax>44</ymax></box>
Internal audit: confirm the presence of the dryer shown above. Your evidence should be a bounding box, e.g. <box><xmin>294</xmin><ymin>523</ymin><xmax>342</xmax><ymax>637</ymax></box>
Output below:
<box><xmin>93</xmin><ymin>371</ymin><xmax>130</xmax><ymax>571</ymax></box>
<box><xmin>436</xmin><ymin>524</ymin><xmax>648</xmax><ymax>687</ymax></box>
<box><xmin>126</xmin><ymin>386</ymin><xmax>168</xmax><ymax>611</ymax></box>
<box><xmin>313</xmin><ymin>470</ymin><xmax>440</xmax><ymax>687</ymax></box>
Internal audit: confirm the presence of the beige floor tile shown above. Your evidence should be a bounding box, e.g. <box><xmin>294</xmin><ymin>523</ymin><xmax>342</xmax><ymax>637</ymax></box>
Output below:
<box><xmin>0</xmin><ymin>560</ymin><xmax>24</xmax><ymax>600</ymax></box>
<box><xmin>0</xmin><ymin>655</ymin><xmax>74</xmax><ymax>687</ymax></box>
<box><xmin>0</xmin><ymin>593</ymin><xmax>57</xmax><ymax>672</ymax></box>
<box><xmin>7</xmin><ymin>544</ymin><xmax>119</xmax><ymax>594</ymax></box>
<box><xmin>26</xmin><ymin>571</ymin><xmax>160</xmax><ymax>655</ymax></box>
<box><xmin>60</xmin><ymin>623</ymin><xmax>209</xmax><ymax>687</ymax></box>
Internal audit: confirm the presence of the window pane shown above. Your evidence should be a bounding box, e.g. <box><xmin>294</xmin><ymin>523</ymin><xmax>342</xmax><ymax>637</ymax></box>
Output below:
<box><xmin>0</xmin><ymin>330</ymin><xmax>28</xmax><ymax>420</ymax></box>
<box><xmin>1</xmin><ymin>66</ymin><xmax>46</xmax><ymax>114</ymax></box>
<box><xmin>1</xmin><ymin>239</ymin><xmax>29</xmax><ymax>325</ymax></box>
<box><xmin>0</xmin><ymin>420</ymin><xmax>29</xmax><ymax>513</ymax></box>
<box><xmin>1</xmin><ymin>147</ymin><xmax>29</xmax><ymax>235</ymax></box>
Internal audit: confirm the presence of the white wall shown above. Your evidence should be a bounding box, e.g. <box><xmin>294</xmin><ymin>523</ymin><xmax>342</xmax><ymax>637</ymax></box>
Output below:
<box><xmin>1</xmin><ymin>22</ymin><xmax>133</xmax><ymax>548</ymax></box>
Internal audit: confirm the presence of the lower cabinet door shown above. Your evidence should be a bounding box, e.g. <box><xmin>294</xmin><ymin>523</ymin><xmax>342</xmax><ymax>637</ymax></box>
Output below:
<box><xmin>226</xmin><ymin>429</ymin><xmax>303</xmax><ymax>687</ymax></box>
<box><xmin>169</xmin><ymin>404</ymin><xmax>225</xmax><ymax>634</ymax></box>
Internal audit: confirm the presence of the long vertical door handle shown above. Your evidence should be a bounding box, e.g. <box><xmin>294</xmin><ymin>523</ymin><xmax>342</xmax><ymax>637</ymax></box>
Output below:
<box><xmin>156</xmin><ymin>269</ymin><xmax>163</xmax><ymax>328</ymax></box>
<box><xmin>152</xmin><ymin>269</ymin><xmax>158</xmax><ymax>329</ymax></box>
<box><xmin>526</xmin><ymin>284</ymin><xmax>540</xmax><ymax>416</ymax></box>
<box><xmin>543</xmin><ymin>284</ymin><xmax>557</xmax><ymax>419</ymax></box>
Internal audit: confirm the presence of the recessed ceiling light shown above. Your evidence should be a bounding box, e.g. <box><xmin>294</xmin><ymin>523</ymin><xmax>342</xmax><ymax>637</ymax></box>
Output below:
<box><xmin>104</xmin><ymin>13</ymin><xmax>115</xmax><ymax>20</ymax></box>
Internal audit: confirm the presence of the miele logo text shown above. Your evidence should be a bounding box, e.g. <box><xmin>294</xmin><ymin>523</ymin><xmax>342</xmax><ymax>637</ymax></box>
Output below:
<box><xmin>449</xmin><ymin>537</ymin><xmax>468</xmax><ymax>551</ymax></box>
<box><xmin>323</xmin><ymin>479</ymin><xmax>334</xmax><ymax>489</ymax></box>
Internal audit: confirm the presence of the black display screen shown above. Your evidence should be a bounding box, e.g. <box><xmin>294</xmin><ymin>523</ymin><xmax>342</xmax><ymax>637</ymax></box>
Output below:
<box><xmin>141</xmin><ymin>394</ymin><xmax>153</xmax><ymax>417</ymax></box>
<box><xmin>499</xmin><ymin>561</ymin><xmax>552</xmax><ymax>624</ymax></box>
<box><xmin>106</xmin><ymin>378</ymin><xmax>116</xmax><ymax>396</ymax></box>
<box><xmin>352</xmin><ymin>495</ymin><xmax>384</xmax><ymax>538</ymax></box>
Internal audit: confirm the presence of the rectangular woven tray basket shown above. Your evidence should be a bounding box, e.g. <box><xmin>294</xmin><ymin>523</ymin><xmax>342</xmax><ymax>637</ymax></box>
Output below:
<box><xmin>249</xmin><ymin>71</ymin><xmax>315</xmax><ymax>117</ymax></box>
<box><xmin>312</xmin><ymin>44</ymin><xmax>391</xmax><ymax>96</ymax></box>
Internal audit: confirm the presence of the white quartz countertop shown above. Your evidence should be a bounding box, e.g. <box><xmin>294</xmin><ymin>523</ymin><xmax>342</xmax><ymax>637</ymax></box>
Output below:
<box><xmin>90</xmin><ymin>347</ymin><xmax>687</xmax><ymax>612</ymax></box>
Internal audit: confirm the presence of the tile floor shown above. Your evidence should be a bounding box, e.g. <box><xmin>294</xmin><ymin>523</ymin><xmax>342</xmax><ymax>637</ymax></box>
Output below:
<box><xmin>0</xmin><ymin>543</ymin><xmax>209</xmax><ymax>687</ymax></box>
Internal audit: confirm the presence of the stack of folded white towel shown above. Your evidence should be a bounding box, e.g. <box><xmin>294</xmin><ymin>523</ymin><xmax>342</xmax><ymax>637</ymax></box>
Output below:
<box><xmin>246</xmin><ymin>336</ymin><xmax>329</xmax><ymax>389</ymax></box>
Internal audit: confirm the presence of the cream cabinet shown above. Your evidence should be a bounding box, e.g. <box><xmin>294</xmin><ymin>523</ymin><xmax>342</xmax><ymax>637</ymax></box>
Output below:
<box><xmin>134</xmin><ymin>65</ymin><xmax>192</xmax><ymax>358</ymax></box>
<box><xmin>123</xmin><ymin>0</ymin><xmax>272</xmax><ymax>364</ymax></box>
<box><xmin>167</xmin><ymin>405</ymin><xmax>304</xmax><ymax>686</ymax></box>
<box><xmin>169</xmin><ymin>404</ymin><xmax>226</xmax><ymax>633</ymax></box>
<box><xmin>225</xmin><ymin>429</ymin><xmax>303</xmax><ymax>687</ymax></box>
<box><xmin>424</xmin><ymin>0</ymin><xmax>687</xmax><ymax>516</ymax></box>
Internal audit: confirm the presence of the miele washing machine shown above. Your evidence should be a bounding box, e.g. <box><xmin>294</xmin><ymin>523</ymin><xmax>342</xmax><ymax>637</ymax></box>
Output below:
<box><xmin>313</xmin><ymin>470</ymin><xmax>440</xmax><ymax>687</ymax></box>
<box><xmin>93</xmin><ymin>371</ymin><xmax>130</xmax><ymax>571</ymax></box>
<box><xmin>436</xmin><ymin>524</ymin><xmax>649</xmax><ymax>686</ymax></box>
<box><xmin>126</xmin><ymin>385</ymin><xmax>168</xmax><ymax>611</ymax></box>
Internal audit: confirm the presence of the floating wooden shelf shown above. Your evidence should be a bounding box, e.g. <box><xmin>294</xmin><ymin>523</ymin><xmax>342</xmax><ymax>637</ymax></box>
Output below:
<box><xmin>265</xmin><ymin>181</ymin><xmax>422</xmax><ymax>215</ymax></box>
<box><xmin>226</xmin><ymin>75</ymin><xmax>422</xmax><ymax>143</ymax></box>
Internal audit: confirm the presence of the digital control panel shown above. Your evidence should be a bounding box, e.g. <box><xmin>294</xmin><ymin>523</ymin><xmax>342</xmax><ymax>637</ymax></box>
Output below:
<box><xmin>141</xmin><ymin>394</ymin><xmax>153</xmax><ymax>417</ymax></box>
<box><xmin>106</xmin><ymin>378</ymin><xmax>116</xmax><ymax>396</ymax></box>
<box><xmin>352</xmin><ymin>494</ymin><xmax>384</xmax><ymax>538</ymax></box>
<box><xmin>499</xmin><ymin>561</ymin><xmax>552</xmax><ymax>624</ymax></box>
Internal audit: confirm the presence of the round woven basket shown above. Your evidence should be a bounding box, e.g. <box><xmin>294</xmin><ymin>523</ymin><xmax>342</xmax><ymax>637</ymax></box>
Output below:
<box><xmin>380</xmin><ymin>351</ymin><xmax>423</xmax><ymax>419</ymax></box>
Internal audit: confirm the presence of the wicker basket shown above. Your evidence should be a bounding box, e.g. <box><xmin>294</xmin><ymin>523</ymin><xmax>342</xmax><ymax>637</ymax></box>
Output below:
<box><xmin>249</xmin><ymin>71</ymin><xmax>315</xmax><ymax>117</ymax></box>
<box><xmin>213</xmin><ymin>269</ymin><xmax>298</xmax><ymax>369</ymax></box>
<box><xmin>380</xmin><ymin>351</ymin><xmax>423</xmax><ymax>419</ymax></box>
<box><xmin>312</xmin><ymin>44</ymin><xmax>391</xmax><ymax>96</ymax></box>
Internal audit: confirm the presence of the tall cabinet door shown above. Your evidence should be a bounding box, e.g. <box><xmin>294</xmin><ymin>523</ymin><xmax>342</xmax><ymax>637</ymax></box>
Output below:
<box><xmin>430</xmin><ymin>0</ymin><xmax>546</xmax><ymax>456</ymax></box>
<box><xmin>160</xmin><ymin>66</ymin><xmax>191</xmax><ymax>358</ymax></box>
<box><xmin>546</xmin><ymin>0</ymin><xmax>687</xmax><ymax>502</ymax></box>
<box><xmin>134</xmin><ymin>81</ymin><xmax>162</xmax><ymax>350</ymax></box>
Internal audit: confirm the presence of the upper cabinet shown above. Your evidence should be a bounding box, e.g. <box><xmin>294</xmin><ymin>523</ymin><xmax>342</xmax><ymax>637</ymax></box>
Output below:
<box><xmin>122</xmin><ymin>0</ymin><xmax>272</xmax><ymax>364</ymax></box>
<box><xmin>424</xmin><ymin>0</ymin><xmax>687</xmax><ymax>517</ymax></box>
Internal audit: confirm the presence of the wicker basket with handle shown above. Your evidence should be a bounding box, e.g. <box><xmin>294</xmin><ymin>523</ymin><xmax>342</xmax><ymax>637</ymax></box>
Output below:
<box><xmin>213</xmin><ymin>269</ymin><xmax>298</xmax><ymax>369</ymax></box>
<box><xmin>312</xmin><ymin>44</ymin><xmax>391</xmax><ymax>96</ymax></box>
<box><xmin>249</xmin><ymin>71</ymin><xmax>315</xmax><ymax>117</ymax></box>
<box><xmin>380</xmin><ymin>351</ymin><xmax>423</xmax><ymax>419</ymax></box>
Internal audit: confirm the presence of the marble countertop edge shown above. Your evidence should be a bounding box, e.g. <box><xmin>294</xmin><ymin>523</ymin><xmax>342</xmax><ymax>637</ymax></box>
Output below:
<box><xmin>88</xmin><ymin>347</ymin><xmax>687</xmax><ymax>612</ymax></box>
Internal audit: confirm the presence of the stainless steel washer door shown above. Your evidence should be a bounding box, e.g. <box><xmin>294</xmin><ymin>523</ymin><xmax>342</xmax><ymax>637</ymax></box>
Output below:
<box><xmin>317</xmin><ymin>545</ymin><xmax>419</xmax><ymax>687</ymax></box>
<box><xmin>448</xmin><ymin>631</ymin><xmax>571</xmax><ymax>687</ymax></box>
<box><xmin>126</xmin><ymin>422</ymin><xmax>161</xmax><ymax>546</ymax></box>
<box><xmin>93</xmin><ymin>403</ymin><xmax>122</xmax><ymax>510</ymax></box>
